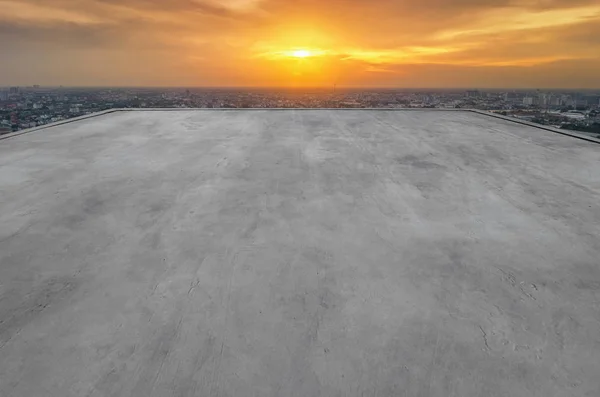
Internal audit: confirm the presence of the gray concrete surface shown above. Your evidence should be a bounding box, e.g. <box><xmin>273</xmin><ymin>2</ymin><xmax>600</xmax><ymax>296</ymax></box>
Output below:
<box><xmin>1</xmin><ymin>110</ymin><xmax>600</xmax><ymax>397</ymax></box>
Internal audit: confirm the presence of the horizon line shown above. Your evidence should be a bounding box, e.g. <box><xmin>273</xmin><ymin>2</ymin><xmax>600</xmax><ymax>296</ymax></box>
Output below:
<box><xmin>3</xmin><ymin>85</ymin><xmax>600</xmax><ymax>91</ymax></box>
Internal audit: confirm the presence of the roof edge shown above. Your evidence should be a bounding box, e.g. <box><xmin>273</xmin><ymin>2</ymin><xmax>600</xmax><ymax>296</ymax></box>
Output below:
<box><xmin>468</xmin><ymin>110</ymin><xmax>600</xmax><ymax>145</ymax></box>
<box><xmin>0</xmin><ymin>109</ymin><xmax>121</xmax><ymax>141</ymax></box>
<box><xmin>1</xmin><ymin>108</ymin><xmax>599</xmax><ymax>145</ymax></box>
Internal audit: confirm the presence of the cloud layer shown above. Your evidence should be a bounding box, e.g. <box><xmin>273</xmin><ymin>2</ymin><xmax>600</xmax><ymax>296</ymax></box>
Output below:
<box><xmin>1</xmin><ymin>0</ymin><xmax>599</xmax><ymax>87</ymax></box>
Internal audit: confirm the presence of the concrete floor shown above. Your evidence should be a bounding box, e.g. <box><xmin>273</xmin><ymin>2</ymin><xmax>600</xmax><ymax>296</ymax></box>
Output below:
<box><xmin>1</xmin><ymin>110</ymin><xmax>600</xmax><ymax>397</ymax></box>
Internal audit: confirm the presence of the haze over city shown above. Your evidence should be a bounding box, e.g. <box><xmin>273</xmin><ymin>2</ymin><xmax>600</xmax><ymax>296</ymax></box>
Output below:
<box><xmin>2</xmin><ymin>0</ymin><xmax>600</xmax><ymax>88</ymax></box>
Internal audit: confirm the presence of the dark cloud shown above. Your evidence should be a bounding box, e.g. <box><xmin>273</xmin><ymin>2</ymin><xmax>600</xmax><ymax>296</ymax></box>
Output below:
<box><xmin>94</xmin><ymin>0</ymin><xmax>238</xmax><ymax>17</ymax></box>
<box><xmin>0</xmin><ymin>21</ymin><xmax>125</xmax><ymax>49</ymax></box>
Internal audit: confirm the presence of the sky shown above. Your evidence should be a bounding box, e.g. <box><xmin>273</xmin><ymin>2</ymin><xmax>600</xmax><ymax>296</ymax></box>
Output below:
<box><xmin>1</xmin><ymin>0</ymin><xmax>600</xmax><ymax>88</ymax></box>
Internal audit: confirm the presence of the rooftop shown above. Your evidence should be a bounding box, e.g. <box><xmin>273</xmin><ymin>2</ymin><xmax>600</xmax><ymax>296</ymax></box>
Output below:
<box><xmin>1</xmin><ymin>109</ymin><xmax>600</xmax><ymax>396</ymax></box>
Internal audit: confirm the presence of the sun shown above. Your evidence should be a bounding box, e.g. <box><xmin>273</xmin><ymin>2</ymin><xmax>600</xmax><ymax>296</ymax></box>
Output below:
<box><xmin>291</xmin><ymin>49</ymin><xmax>312</xmax><ymax>58</ymax></box>
<box><xmin>253</xmin><ymin>47</ymin><xmax>329</xmax><ymax>62</ymax></box>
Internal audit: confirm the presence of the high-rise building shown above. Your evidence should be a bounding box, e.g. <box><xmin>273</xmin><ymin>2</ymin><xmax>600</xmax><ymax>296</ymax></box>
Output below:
<box><xmin>549</xmin><ymin>97</ymin><xmax>561</xmax><ymax>107</ymax></box>
<box><xmin>9</xmin><ymin>87</ymin><xmax>19</xmax><ymax>94</ymax></box>
<box><xmin>0</xmin><ymin>91</ymin><xmax>8</xmax><ymax>101</ymax></box>
<box><xmin>466</xmin><ymin>90</ymin><xmax>480</xmax><ymax>98</ymax></box>
<box><xmin>559</xmin><ymin>95</ymin><xmax>573</xmax><ymax>107</ymax></box>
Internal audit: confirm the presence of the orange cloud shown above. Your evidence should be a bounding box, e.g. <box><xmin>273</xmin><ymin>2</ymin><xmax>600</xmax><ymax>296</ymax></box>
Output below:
<box><xmin>0</xmin><ymin>0</ymin><xmax>599</xmax><ymax>87</ymax></box>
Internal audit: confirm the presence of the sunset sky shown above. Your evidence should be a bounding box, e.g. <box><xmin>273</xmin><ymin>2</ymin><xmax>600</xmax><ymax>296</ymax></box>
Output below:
<box><xmin>1</xmin><ymin>0</ymin><xmax>600</xmax><ymax>88</ymax></box>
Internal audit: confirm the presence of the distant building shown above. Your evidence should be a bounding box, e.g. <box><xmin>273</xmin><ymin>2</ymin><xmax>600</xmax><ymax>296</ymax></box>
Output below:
<box><xmin>10</xmin><ymin>112</ymin><xmax>18</xmax><ymax>128</ymax></box>
<box><xmin>523</xmin><ymin>97</ymin><xmax>538</xmax><ymax>106</ymax></box>
<box><xmin>564</xmin><ymin>112</ymin><xmax>586</xmax><ymax>120</ymax></box>
<box><xmin>560</xmin><ymin>95</ymin><xmax>574</xmax><ymax>107</ymax></box>
<box><xmin>582</xmin><ymin>95</ymin><xmax>600</xmax><ymax>107</ymax></box>
<box><xmin>549</xmin><ymin>97</ymin><xmax>561</xmax><ymax>107</ymax></box>
<box><xmin>504</xmin><ymin>92</ymin><xmax>520</xmax><ymax>102</ymax></box>
<box><xmin>0</xmin><ymin>91</ymin><xmax>8</xmax><ymax>101</ymax></box>
<box><xmin>466</xmin><ymin>90</ymin><xmax>480</xmax><ymax>98</ymax></box>
<box><xmin>9</xmin><ymin>87</ymin><xmax>19</xmax><ymax>94</ymax></box>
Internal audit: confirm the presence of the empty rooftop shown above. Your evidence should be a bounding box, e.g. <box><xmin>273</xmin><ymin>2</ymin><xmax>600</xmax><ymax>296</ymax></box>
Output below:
<box><xmin>1</xmin><ymin>109</ymin><xmax>600</xmax><ymax>397</ymax></box>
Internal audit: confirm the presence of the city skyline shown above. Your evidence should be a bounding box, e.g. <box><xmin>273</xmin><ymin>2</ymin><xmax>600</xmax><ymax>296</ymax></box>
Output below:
<box><xmin>1</xmin><ymin>0</ymin><xmax>600</xmax><ymax>88</ymax></box>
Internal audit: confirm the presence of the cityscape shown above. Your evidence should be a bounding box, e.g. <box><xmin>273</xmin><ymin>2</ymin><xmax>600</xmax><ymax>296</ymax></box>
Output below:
<box><xmin>2</xmin><ymin>86</ymin><xmax>599</xmax><ymax>138</ymax></box>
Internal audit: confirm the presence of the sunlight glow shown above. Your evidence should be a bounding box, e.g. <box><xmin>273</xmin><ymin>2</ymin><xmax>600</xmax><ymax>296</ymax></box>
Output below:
<box><xmin>291</xmin><ymin>50</ymin><xmax>312</xmax><ymax>58</ymax></box>
<box><xmin>254</xmin><ymin>47</ymin><xmax>329</xmax><ymax>60</ymax></box>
